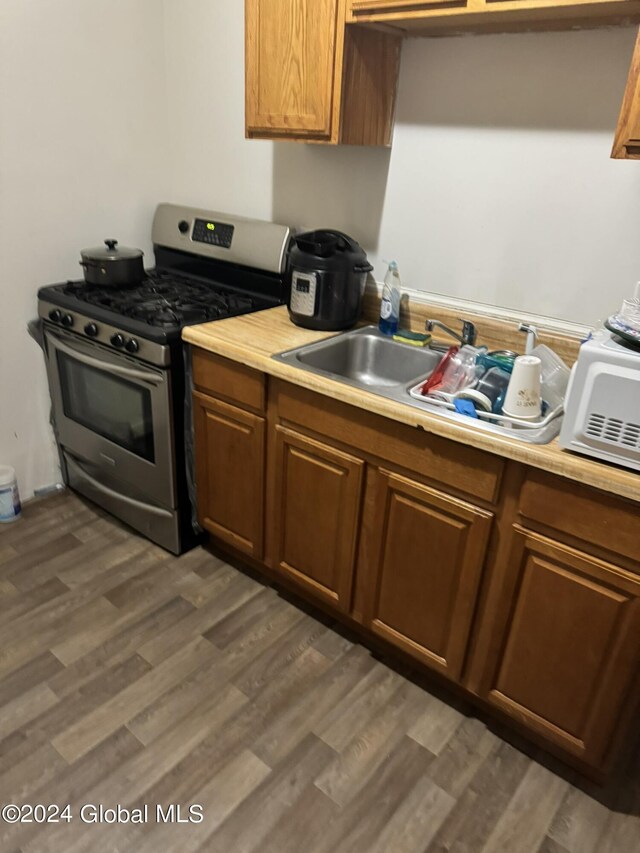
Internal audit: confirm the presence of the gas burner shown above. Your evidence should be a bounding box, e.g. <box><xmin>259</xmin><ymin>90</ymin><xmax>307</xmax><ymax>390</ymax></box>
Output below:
<box><xmin>58</xmin><ymin>272</ymin><xmax>261</xmax><ymax>328</ymax></box>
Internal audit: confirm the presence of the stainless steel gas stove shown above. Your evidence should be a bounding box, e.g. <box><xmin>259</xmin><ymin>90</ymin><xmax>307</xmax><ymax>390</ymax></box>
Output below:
<box><xmin>38</xmin><ymin>204</ymin><xmax>292</xmax><ymax>553</ymax></box>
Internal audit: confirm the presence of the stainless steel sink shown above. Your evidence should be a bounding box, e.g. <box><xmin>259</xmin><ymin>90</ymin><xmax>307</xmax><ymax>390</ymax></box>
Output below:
<box><xmin>279</xmin><ymin>326</ymin><xmax>442</xmax><ymax>387</ymax></box>
<box><xmin>273</xmin><ymin>326</ymin><xmax>563</xmax><ymax>445</ymax></box>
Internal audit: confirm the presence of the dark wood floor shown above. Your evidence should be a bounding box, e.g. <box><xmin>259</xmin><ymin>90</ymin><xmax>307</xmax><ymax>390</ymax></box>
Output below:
<box><xmin>0</xmin><ymin>491</ymin><xmax>637</xmax><ymax>853</ymax></box>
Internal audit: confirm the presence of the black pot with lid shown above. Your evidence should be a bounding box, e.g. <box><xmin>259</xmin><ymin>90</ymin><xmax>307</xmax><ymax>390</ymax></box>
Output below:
<box><xmin>79</xmin><ymin>239</ymin><xmax>145</xmax><ymax>287</ymax></box>
<box><xmin>287</xmin><ymin>229</ymin><xmax>373</xmax><ymax>331</ymax></box>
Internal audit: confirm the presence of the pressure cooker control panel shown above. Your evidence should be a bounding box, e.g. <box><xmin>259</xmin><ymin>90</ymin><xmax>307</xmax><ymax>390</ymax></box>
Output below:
<box><xmin>290</xmin><ymin>271</ymin><xmax>317</xmax><ymax>317</ymax></box>
<box><xmin>192</xmin><ymin>218</ymin><xmax>234</xmax><ymax>249</ymax></box>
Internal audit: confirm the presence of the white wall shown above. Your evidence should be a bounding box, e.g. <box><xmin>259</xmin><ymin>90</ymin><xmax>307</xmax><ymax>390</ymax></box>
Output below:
<box><xmin>0</xmin><ymin>0</ymin><xmax>168</xmax><ymax>499</ymax></box>
<box><xmin>164</xmin><ymin>3</ymin><xmax>640</xmax><ymax>327</ymax></box>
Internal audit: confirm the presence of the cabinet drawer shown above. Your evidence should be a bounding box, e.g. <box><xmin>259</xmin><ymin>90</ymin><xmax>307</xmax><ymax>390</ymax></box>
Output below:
<box><xmin>192</xmin><ymin>349</ymin><xmax>265</xmax><ymax>413</ymax></box>
<box><xmin>519</xmin><ymin>471</ymin><xmax>640</xmax><ymax>567</ymax></box>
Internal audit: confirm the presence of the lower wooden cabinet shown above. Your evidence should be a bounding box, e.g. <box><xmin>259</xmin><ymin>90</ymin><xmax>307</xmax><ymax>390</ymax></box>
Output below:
<box><xmin>192</xmin><ymin>391</ymin><xmax>265</xmax><ymax>559</ymax></box>
<box><xmin>271</xmin><ymin>426</ymin><xmax>364</xmax><ymax>611</ymax></box>
<box><xmin>191</xmin><ymin>353</ymin><xmax>640</xmax><ymax>775</ymax></box>
<box><xmin>361</xmin><ymin>469</ymin><xmax>493</xmax><ymax>680</ymax></box>
<box><xmin>475</xmin><ymin>527</ymin><xmax>640</xmax><ymax>765</ymax></box>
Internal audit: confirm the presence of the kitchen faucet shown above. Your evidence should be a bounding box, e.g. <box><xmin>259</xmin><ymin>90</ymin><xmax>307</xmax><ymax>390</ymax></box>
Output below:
<box><xmin>425</xmin><ymin>318</ymin><xmax>478</xmax><ymax>348</ymax></box>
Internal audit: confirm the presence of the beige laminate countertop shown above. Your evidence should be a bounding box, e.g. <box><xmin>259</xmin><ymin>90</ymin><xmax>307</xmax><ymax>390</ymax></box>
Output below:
<box><xmin>183</xmin><ymin>306</ymin><xmax>640</xmax><ymax>504</ymax></box>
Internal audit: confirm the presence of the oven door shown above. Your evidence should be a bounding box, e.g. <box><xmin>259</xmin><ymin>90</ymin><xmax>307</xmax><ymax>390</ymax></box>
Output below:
<box><xmin>44</xmin><ymin>326</ymin><xmax>176</xmax><ymax>508</ymax></box>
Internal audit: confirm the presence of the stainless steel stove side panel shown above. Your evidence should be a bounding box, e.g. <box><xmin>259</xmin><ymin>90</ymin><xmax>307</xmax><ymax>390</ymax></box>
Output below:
<box><xmin>64</xmin><ymin>451</ymin><xmax>182</xmax><ymax>554</ymax></box>
<box><xmin>43</xmin><ymin>325</ymin><xmax>177</xmax><ymax>508</ymax></box>
<box><xmin>152</xmin><ymin>203</ymin><xmax>292</xmax><ymax>274</ymax></box>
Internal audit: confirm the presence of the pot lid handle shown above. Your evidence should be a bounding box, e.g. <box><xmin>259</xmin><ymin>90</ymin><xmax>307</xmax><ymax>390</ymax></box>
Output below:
<box><xmin>104</xmin><ymin>239</ymin><xmax>118</xmax><ymax>251</ymax></box>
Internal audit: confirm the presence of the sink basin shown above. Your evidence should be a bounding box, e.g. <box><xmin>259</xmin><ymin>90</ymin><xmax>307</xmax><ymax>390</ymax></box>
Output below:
<box><xmin>283</xmin><ymin>327</ymin><xmax>441</xmax><ymax>387</ymax></box>
<box><xmin>273</xmin><ymin>325</ymin><xmax>563</xmax><ymax>445</ymax></box>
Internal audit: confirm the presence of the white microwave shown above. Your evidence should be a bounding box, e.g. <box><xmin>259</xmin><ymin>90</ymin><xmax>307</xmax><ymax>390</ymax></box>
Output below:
<box><xmin>559</xmin><ymin>328</ymin><xmax>640</xmax><ymax>473</ymax></box>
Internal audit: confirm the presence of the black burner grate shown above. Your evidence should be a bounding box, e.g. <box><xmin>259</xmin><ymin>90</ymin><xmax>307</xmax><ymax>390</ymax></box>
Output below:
<box><xmin>60</xmin><ymin>272</ymin><xmax>261</xmax><ymax>328</ymax></box>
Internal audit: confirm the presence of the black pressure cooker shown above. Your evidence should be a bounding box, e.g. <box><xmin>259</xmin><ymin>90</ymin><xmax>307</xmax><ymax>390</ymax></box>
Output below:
<box><xmin>287</xmin><ymin>230</ymin><xmax>373</xmax><ymax>331</ymax></box>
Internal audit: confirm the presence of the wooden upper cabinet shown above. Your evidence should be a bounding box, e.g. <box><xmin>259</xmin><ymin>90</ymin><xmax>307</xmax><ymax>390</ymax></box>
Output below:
<box><xmin>193</xmin><ymin>391</ymin><xmax>266</xmax><ymax>559</ymax></box>
<box><xmin>246</xmin><ymin>0</ymin><xmax>338</xmax><ymax>139</ymax></box>
<box><xmin>348</xmin><ymin>0</ymin><xmax>640</xmax><ymax>35</ymax></box>
<box><xmin>362</xmin><ymin>469</ymin><xmax>493</xmax><ymax>681</ymax></box>
<box><xmin>475</xmin><ymin>527</ymin><xmax>640</xmax><ymax>767</ymax></box>
<box><xmin>245</xmin><ymin>0</ymin><xmax>402</xmax><ymax>145</ymax></box>
<box><xmin>271</xmin><ymin>426</ymin><xmax>364</xmax><ymax>610</ymax></box>
<box><xmin>612</xmin><ymin>27</ymin><xmax>640</xmax><ymax>159</ymax></box>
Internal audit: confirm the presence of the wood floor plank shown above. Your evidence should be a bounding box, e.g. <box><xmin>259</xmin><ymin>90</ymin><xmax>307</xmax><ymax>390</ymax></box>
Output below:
<box><xmin>481</xmin><ymin>762</ymin><xmax>570</xmax><ymax>853</ymax></box>
<box><xmin>0</xmin><ymin>650</ymin><xmax>65</xmax><ymax>706</ymax></box>
<box><xmin>426</xmin><ymin>716</ymin><xmax>500</xmax><ymax>799</ymax></box>
<box><xmin>547</xmin><ymin>786</ymin><xmax>611</xmax><ymax>853</ymax></box>
<box><xmin>312</xmin><ymin>735</ymin><xmax>435</xmax><ymax>853</ymax></box>
<box><xmin>312</xmin><ymin>661</ymin><xmax>404</xmax><ymax>751</ymax></box>
<box><xmin>204</xmin><ymin>733</ymin><xmax>336</xmax><ymax>853</ymax></box>
<box><xmin>250</xmin><ymin>644</ymin><xmax>375</xmax><ymax>768</ymax></box>
<box><xmin>0</xmin><ymin>655</ymin><xmax>152</xmax><ymax>781</ymax></box>
<box><xmin>51</xmin><ymin>637</ymin><xmax>216</xmax><ymax>762</ymax></box>
<box><xmin>137</xmin><ymin>572</ymin><xmax>262</xmax><ymax>665</ymax></box>
<box><xmin>427</xmin><ymin>738</ymin><xmax>531</xmax><ymax>853</ymax></box>
<box><xmin>313</xmin><ymin>678</ymin><xmax>429</xmax><ymax>808</ymax></box>
<box><xmin>0</xmin><ymin>682</ymin><xmax>59</xmax><ymax>741</ymax></box>
<box><xmin>408</xmin><ymin>693</ymin><xmax>465</xmax><ymax>756</ymax></box>
<box><xmin>47</xmin><ymin>596</ymin><xmax>195</xmax><ymax>698</ymax></box>
<box><xmin>0</xmin><ymin>727</ymin><xmax>142</xmax><ymax>852</ymax></box>
<box><xmin>231</xmin><ymin>611</ymin><xmax>334</xmax><ymax>699</ymax></box>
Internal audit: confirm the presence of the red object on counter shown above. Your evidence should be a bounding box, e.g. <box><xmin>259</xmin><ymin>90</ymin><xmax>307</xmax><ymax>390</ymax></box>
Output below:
<box><xmin>418</xmin><ymin>346</ymin><xmax>460</xmax><ymax>396</ymax></box>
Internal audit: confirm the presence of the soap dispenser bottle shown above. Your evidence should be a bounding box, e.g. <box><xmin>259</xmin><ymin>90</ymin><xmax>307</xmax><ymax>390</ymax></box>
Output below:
<box><xmin>379</xmin><ymin>261</ymin><xmax>401</xmax><ymax>336</ymax></box>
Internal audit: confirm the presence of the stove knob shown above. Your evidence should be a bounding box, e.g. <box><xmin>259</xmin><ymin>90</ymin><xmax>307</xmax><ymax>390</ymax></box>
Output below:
<box><xmin>178</xmin><ymin>219</ymin><xmax>189</xmax><ymax>234</ymax></box>
<box><xmin>48</xmin><ymin>309</ymin><xmax>62</xmax><ymax>323</ymax></box>
<box><xmin>84</xmin><ymin>323</ymin><xmax>99</xmax><ymax>337</ymax></box>
<box><xmin>110</xmin><ymin>333</ymin><xmax>125</xmax><ymax>348</ymax></box>
<box><xmin>125</xmin><ymin>338</ymin><xmax>139</xmax><ymax>354</ymax></box>
<box><xmin>61</xmin><ymin>314</ymin><xmax>74</xmax><ymax>328</ymax></box>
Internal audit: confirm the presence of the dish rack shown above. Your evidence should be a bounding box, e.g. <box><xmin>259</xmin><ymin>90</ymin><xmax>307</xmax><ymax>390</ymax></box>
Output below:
<box><xmin>408</xmin><ymin>380</ymin><xmax>564</xmax><ymax>433</ymax></box>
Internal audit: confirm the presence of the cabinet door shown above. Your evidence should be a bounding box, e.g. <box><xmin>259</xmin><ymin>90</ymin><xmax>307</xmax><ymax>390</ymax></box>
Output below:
<box><xmin>478</xmin><ymin>527</ymin><xmax>640</xmax><ymax>765</ymax></box>
<box><xmin>272</xmin><ymin>426</ymin><xmax>364</xmax><ymax>611</ymax></box>
<box><xmin>363</xmin><ymin>469</ymin><xmax>493</xmax><ymax>681</ymax></box>
<box><xmin>246</xmin><ymin>0</ymin><xmax>340</xmax><ymax>139</ymax></box>
<box><xmin>612</xmin><ymin>28</ymin><xmax>640</xmax><ymax>159</ymax></box>
<box><xmin>193</xmin><ymin>391</ymin><xmax>265</xmax><ymax>559</ymax></box>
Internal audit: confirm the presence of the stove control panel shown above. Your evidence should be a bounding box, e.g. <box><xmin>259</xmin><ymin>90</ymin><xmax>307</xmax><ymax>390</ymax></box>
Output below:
<box><xmin>192</xmin><ymin>218</ymin><xmax>234</xmax><ymax>249</ymax></box>
<box><xmin>39</xmin><ymin>301</ymin><xmax>170</xmax><ymax>367</ymax></box>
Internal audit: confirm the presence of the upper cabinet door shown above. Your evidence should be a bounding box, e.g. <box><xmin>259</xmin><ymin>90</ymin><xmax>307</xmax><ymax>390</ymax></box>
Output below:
<box><xmin>612</xmin><ymin>27</ymin><xmax>640</xmax><ymax>159</ymax></box>
<box><xmin>246</xmin><ymin>0</ymin><xmax>340</xmax><ymax>140</ymax></box>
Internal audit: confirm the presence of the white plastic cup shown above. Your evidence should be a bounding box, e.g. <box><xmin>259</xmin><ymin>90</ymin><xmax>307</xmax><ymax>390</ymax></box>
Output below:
<box><xmin>0</xmin><ymin>466</ymin><xmax>21</xmax><ymax>523</ymax></box>
<box><xmin>502</xmin><ymin>355</ymin><xmax>542</xmax><ymax>420</ymax></box>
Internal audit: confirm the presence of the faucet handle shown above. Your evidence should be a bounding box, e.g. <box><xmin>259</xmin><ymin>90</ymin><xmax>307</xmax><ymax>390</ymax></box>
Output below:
<box><xmin>518</xmin><ymin>323</ymin><xmax>538</xmax><ymax>354</ymax></box>
<box><xmin>459</xmin><ymin>319</ymin><xmax>477</xmax><ymax>347</ymax></box>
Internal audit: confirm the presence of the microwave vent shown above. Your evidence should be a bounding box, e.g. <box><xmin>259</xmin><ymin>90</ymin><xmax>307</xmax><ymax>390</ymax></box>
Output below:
<box><xmin>586</xmin><ymin>412</ymin><xmax>640</xmax><ymax>449</ymax></box>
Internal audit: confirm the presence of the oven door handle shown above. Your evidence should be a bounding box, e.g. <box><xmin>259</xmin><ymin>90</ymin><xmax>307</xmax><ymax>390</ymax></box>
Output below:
<box><xmin>65</xmin><ymin>454</ymin><xmax>174</xmax><ymax>519</ymax></box>
<box><xmin>47</xmin><ymin>332</ymin><xmax>164</xmax><ymax>385</ymax></box>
